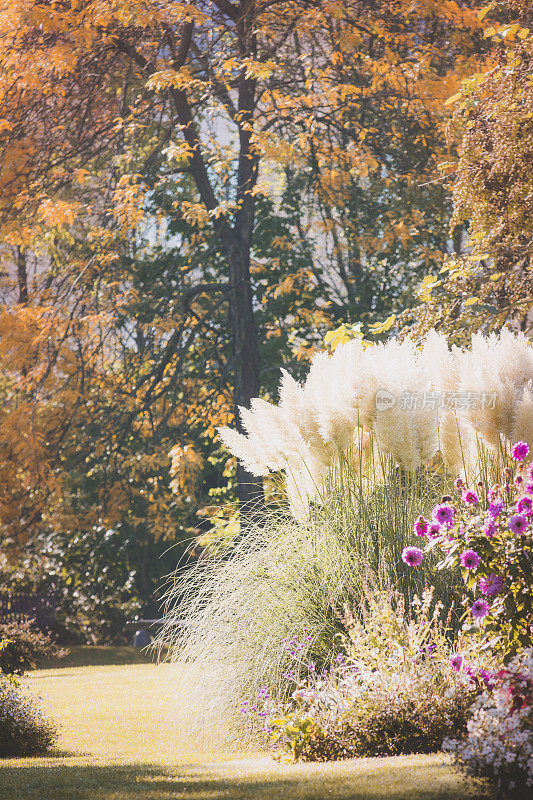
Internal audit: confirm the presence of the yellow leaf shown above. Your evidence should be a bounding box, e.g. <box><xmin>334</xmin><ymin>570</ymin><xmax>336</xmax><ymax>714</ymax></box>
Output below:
<box><xmin>368</xmin><ymin>314</ymin><xmax>396</xmax><ymax>335</ymax></box>
<box><xmin>478</xmin><ymin>4</ymin><xmax>493</xmax><ymax>21</ymax></box>
<box><xmin>465</xmin><ymin>297</ymin><xmax>479</xmax><ymax>306</ymax></box>
<box><xmin>483</xmin><ymin>27</ymin><xmax>496</xmax><ymax>38</ymax></box>
<box><xmin>444</xmin><ymin>92</ymin><xmax>462</xmax><ymax>106</ymax></box>
<box><xmin>518</xmin><ymin>27</ymin><xmax>530</xmax><ymax>39</ymax></box>
<box><xmin>417</xmin><ymin>275</ymin><xmax>441</xmax><ymax>302</ymax></box>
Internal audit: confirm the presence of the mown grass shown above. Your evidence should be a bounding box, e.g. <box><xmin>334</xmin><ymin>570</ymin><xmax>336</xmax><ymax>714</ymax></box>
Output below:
<box><xmin>0</xmin><ymin>657</ymin><xmax>495</xmax><ymax>800</ymax></box>
<box><xmin>0</xmin><ymin>754</ymin><xmax>493</xmax><ymax>800</ymax></box>
<box><xmin>39</xmin><ymin>645</ymin><xmax>156</xmax><ymax>669</ymax></box>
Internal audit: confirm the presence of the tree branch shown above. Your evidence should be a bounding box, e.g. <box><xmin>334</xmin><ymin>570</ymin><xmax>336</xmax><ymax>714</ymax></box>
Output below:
<box><xmin>212</xmin><ymin>0</ymin><xmax>241</xmax><ymax>22</ymax></box>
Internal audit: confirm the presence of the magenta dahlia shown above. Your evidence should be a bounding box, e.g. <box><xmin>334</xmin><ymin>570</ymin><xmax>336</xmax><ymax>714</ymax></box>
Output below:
<box><xmin>460</xmin><ymin>549</ymin><xmax>481</xmax><ymax>570</ymax></box>
<box><xmin>401</xmin><ymin>546</ymin><xmax>424</xmax><ymax>567</ymax></box>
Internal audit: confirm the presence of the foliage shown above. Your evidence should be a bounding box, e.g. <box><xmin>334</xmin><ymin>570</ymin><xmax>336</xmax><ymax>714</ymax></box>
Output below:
<box><xmin>0</xmin><ymin>657</ymin><xmax>57</xmax><ymax>756</ymax></box>
<box><xmin>0</xmin><ymin>0</ymin><xmax>492</xmax><ymax>625</ymax></box>
<box><xmin>0</xmin><ymin>0</ymin><xmax>487</xmax><ymax>537</ymax></box>
<box><xmin>444</xmin><ymin>647</ymin><xmax>533</xmax><ymax>800</ymax></box>
<box><xmin>404</xmin><ymin>0</ymin><xmax>533</xmax><ymax>341</ymax></box>
<box><xmin>158</xmin><ymin>451</ymin><xmax>458</xmax><ymax>752</ymax></box>
<box><xmin>0</xmin><ymin>532</ymin><xmax>179</xmax><ymax>645</ymax></box>
<box><xmin>244</xmin><ymin>588</ymin><xmax>482</xmax><ymax>761</ymax></box>
<box><xmin>405</xmin><ymin>443</ymin><xmax>533</xmax><ymax>659</ymax></box>
<box><xmin>0</xmin><ymin>619</ymin><xmax>66</xmax><ymax>675</ymax></box>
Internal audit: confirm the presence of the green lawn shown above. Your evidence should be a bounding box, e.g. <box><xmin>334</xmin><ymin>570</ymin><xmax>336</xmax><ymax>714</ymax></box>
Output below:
<box><xmin>0</xmin><ymin>650</ymin><xmax>494</xmax><ymax>800</ymax></box>
<box><xmin>39</xmin><ymin>644</ymin><xmax>157</xmax><ymax>669</ymax></box>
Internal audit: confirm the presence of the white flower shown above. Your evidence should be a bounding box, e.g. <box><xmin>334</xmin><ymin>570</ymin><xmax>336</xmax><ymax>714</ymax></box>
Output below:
<box><xmin>445</xmin><ymin>648</ymin><xmax>533</xmax><ymax>796</ymax></box>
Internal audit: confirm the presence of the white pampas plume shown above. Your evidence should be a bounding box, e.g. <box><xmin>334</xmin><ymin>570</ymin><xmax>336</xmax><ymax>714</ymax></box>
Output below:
<box><xmin>456</xmin><ymin>330</ymin><xmax>533</xmax><ymax>448</ymax></box>
<box><xmin>421</xmin><ymin>329</ymin><xmax>458</xmax><ymax>393</ymax></box>
<box><xmin>217</xmin><ymin>329</ymin><xmax>533</xmax><ymax>520</ymax></box>
<box><xmin>419</xmin><ymin>331</ymin><xmax>471</xmax><ymax>473</ymax></box>
<box><xmin>216</xmin><ymin>426</ymin><xmax>270</xmax><ymax>477</ymax></box>
<box><xmin>437</xmin><ymin>411</ymin><xmax>477</xmax><ymax>480</ymax></box>
<box><xmin>304</xmin><ymin>343</ymin><xmax>360</xmax><ymax>453</ymax></box>
<box><xmin>278</xmin><ymin>366</ymin><xmax>334</xmax><ymax>469</ymax></box>
<box><xmin>370</xmin><ymin>338</ymin><xmax>439</xmax><ymax>470</ymax></box>
<box><xmin>284</xmin><ymin>469</ymin><xmax>310</xmax><ymax>522</ymax></box>
<box><xmin>512</xmin><ymin>382</ymin><xmax>533</xmax><ymax>452</ymax></box>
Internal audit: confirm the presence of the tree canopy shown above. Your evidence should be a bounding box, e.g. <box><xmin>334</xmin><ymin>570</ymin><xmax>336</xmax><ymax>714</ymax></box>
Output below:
<box><xmin>1</xmin><ymin>0</ymin><xmax>529</xmax><ymax>636</ymax></box>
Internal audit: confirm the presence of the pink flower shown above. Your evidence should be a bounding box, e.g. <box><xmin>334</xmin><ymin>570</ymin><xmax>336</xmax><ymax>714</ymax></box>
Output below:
<box><xmin>292</xmin><ymin>688</ymin><xmax>316</xmax><ymax>703</ymax></box>
<box><xmin>427</xmin><ymin>522</ymin><xmax>442</xmax><ymax>539</ymax></box>
<box><xmin>488</xmin><ymin>484</ymin><xmax>501</xmax><ymax>501</ymax></box>
<box><xmin>460</xmin><ymin>549</ymin><xmax>481</xmax><ymax>570</ymax></box>
<box><xmin>525</xmin><ymin>482</ymin><xmax>533</xmax><ymax>496</ymax></box>
<box><xmin>471</xmin><ymin>599</ymin><xmax>490</xmax><ymax>619</ymax></box>
<box><xmin>432</xmin><ymin>504</ymin><xmax>455</xmax><ymax>528</ymax></box>
<box><xmin>450</xmin><ymin>653</ymin><xmax>464</xmax><ymax>672</ymax></box>
<box><xmin>488</xmin><ymin>500</ymin><xmax>504</xmax><ymax>518</ymax></box>
<box><xmin>479</xmin><ymin>574</ymin><xmax>504</xmax><ymax>597</ymax></box>
<box><xmin>401</xmin><ymin>546</ymin><xmax>423</xmax><ymax>566</ymax></box>
<box><xmin>483</xmin><ymin>517</ymin><xmax>497</xmax><ymax>537</ymax></box>
<box><xmin>509</xmin><ymin>514</ymin><xmax>528</xmax><ymax>535</ymax></box>
<box><xmin>516</xmin><ymin>496</ymin><xmax>533</xmax><ymax>516</ymax></box>
<box><xmin>511</xmin><ymin>441</ymin><xmax>529</xmax><ymax>462</ymax></box>
<box><xmin>413</xmin><ymin>515</ymin><xmax>428</xmax><ymax>537</ymax></box>
<box><xmin>454</xmin><ymin>478</ymin><xmax>464</xmax><ymax>490</ymax></box>
<box><xmin>462</xmin><ymin>489</ymin><xmax>479</xmax><ymax>506</ymax></box>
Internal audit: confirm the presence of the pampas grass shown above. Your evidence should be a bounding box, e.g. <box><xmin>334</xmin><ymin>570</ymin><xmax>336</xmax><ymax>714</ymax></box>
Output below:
<box><xmin>161</xmin><ymin>328</ymin><xmax>532</xmax><ymax>753</ymax></box>
<box><xmin>219</xmin><ymin>329</ymin><xmax>533</xmax><ymax>518</ymax></box>
<box><xmin>158</xmin><ymin>451</ymin><xmax>452</xmax><ymax>753</ymax></box>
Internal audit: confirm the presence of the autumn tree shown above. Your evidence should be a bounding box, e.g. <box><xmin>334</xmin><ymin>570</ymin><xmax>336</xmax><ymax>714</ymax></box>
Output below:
<box><xmin>402</xmin><ymin>0</ymin><xmax>532</xmax><ymax>341</ymax></box>
<box><xmin>0</xmin><ymin>0</ymin><xmax>486</xmax><ymax>543</ymax></box>
<box><xmin>267</xmin><ymin>1</ymin><xmax>485</xmax><ymax>334</ymax></box>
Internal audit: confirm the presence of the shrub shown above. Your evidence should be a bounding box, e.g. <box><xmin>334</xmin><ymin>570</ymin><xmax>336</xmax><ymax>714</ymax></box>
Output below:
<box><xmin>159</xmin><ymin>458</ymin><xmax>453</xmax><ymax>752</ymax></box>
<box><xmin>0</xmin><ymin>619</ymin><xmax>66</xmax><ymax>675</ymax></box>
<box><xmin>0</xmin><ymin>674</ymin><xmax>58</xmax><ymax>757</ymax></box>
<box><xmin>261</xmin><ymin>664</ymin><xmax>478</xmax><ymax>762</ymax></box>
<box><xmin>444</xmin><ymin>648</ymin><xmax>533</xmax><ymax>800</ymax></box>
<box><xmin>243</xmin><ymin>587</ymin><xmax>485</xmax><ymax>761</ymax></box>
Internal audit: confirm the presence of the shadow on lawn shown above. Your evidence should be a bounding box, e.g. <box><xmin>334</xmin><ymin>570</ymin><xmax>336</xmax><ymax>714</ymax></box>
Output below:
<box><xmin>0</xmin><ymin>759</ymin><xmax>495</xmax><ymax>800</ymax></box>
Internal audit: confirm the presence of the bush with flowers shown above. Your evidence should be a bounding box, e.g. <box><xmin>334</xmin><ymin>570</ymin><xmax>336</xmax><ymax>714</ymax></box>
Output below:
<box><xmin>242</xmin><ymin>585</ymin><xmax>487</xmax><ymax>761</ymax></box>
<box><xmin>402</xmin><ymin>440</ymin><xmax>533</xmax><ymax>795</ymax></box>
<box><xmin>0</xmin><ymin>638</ymin><xmax>58</xmax><ymax>756</ymax></box>
<box><xmin>404</xmin><ymin>441</ymin><xmax>533</xmax><ymax>660</ymax></box>
<box><xmin>444</xmin><ymin>648</ymin><xmax>533</xmax><ymax>800</ymax></box>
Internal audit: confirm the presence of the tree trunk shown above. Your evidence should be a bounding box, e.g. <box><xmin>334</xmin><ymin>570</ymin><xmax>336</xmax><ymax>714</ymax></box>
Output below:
<box><xmin>16</xmin><ymin>247</ymin><xmax>28</xmax><ymax>304</ymax></box>
<box><xmin>225</xmin><ymin>236</ymin><xmax>264</xmax><ymax>514</ymax></box>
